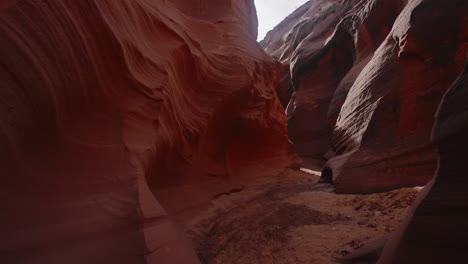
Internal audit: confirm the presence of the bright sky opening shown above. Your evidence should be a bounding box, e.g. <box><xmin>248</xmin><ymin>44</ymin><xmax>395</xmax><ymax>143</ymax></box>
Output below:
<box><xmin>254</xmin><ymin>0</ymin><xmax>310</xmax><ymax>41</ymax></box>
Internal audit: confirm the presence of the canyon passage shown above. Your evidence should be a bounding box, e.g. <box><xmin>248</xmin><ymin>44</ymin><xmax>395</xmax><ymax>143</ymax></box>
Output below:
<box><xmin>1</xmin><ymin>0</ymin><xmax>467</xmax><ymax>263</ymax></box>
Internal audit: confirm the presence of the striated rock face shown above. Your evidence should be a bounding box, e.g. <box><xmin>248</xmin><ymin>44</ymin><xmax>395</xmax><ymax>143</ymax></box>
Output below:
<box><xmin>0</xmin><ymin>0</ymin><xmax>296</xmax><ymax>263</ymax></box>
<box><xmin>378</xmin><ymin>59</ymin><xmax>468</xmax><ymax>264</ymax></box>
<box><xmin>262</xmin><ymin>0</ymin><xmax>468</xmax><ymax>192</ymax></box>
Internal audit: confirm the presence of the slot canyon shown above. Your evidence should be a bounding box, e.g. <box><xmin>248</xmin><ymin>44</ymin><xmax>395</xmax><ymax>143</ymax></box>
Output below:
<box><xmin>0</xmin><ymin>0</ymin><xmax>467</xmax><ymax>263</ymax></box>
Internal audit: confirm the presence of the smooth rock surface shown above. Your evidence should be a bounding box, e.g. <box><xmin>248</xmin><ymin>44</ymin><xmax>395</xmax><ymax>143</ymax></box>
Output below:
<box><xmin>378</xmin><ymin>58</ymin><xmax>468</xmax><ymax>263</ymax></box>
<box><xmin>0</xmin><ymin>0</ymin><xmax>296</xmax><ymax>263</ymax></box>
<box><xmin>262</xmin><ymin>0</ymin><xmax>468</xmax><ymax>192</ymax></box>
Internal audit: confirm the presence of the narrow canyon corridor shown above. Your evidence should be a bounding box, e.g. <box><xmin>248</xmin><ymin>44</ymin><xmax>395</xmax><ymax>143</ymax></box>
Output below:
<box><xmin>1</xmin><ymin>0</ymin><xmax>467</xmax><ymax>263</ymax></box>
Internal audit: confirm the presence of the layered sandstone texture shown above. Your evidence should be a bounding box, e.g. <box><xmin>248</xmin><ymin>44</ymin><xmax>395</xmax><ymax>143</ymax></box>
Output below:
<box><xmin>262</xmin><ymin>0</ymin><xmax>468</xmax><ymax>192</ymax></box>
<box><xmin>0</xmin><ymin>0</ymin><xmax>296</xmax><ymax>263</ymax></box>
<box><xmin>379</xmin><ymin>59</ymin><xmax>468</xmax><ymax>264</ymax></box>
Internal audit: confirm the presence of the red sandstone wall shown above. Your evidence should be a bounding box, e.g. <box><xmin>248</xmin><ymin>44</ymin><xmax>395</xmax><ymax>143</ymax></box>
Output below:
<box><xmin>0</xmin><ymin>0</ymin><xmax>296</xmax><ymax>263</ymax></box>
<box><xmin>262</xmin><ymin>0</ymin><xmax>468</xmax><ymax>193</ymax></box>
<box><xmin>379</xmin><ymin>58</ymin><xmax>468</xmax><ymax>264</ymax></box>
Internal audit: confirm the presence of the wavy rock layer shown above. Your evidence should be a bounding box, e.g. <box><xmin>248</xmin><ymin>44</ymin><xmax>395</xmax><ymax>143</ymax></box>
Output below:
<box><xmin>0</xmin><ymin>0</ymin><xmax>296</xmax><ymax>263</ymax></box>
<box><xmin>379</xmin><ymin>59</ymin><xmax>468</xmax><ymax>264</ymax></box>
<box><xmin>262</xmin><ymin>0</ymin><xmax>468</xmax><ymax>192</ymax></box>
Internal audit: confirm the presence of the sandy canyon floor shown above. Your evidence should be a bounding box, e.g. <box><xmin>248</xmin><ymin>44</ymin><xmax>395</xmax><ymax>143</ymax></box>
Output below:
<box><xmin>184</xmin><ymin>169</ymin><xmax>420</xmax><ymax>264</ymax></box>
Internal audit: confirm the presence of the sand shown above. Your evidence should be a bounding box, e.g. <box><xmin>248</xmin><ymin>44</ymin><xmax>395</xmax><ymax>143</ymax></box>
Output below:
<box><xmin>185</xmin><ymin>169</ymin><xmax>420</xmax><ymax>264</ymax></box>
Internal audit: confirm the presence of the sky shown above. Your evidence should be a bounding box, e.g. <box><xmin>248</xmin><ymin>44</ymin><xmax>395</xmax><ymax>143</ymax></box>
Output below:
<box><xmin>254</xmin><ymin>0</ymin><xmax>310</xmax><ymax>41</ymax></box>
